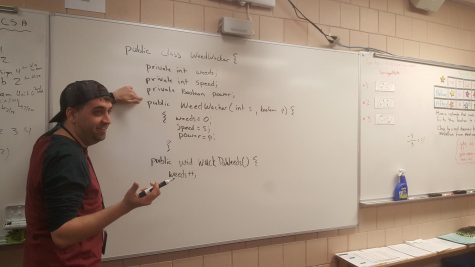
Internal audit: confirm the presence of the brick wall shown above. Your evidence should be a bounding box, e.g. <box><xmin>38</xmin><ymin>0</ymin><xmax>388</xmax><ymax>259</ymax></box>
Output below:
<box><xmin>1</xmin><ymin>0</ymin><xmax>475</xmax><ymax>266</ymax></box>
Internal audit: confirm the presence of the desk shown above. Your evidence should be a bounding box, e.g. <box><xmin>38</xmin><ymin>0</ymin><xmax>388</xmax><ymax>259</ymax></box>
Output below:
<box><xmin>335</xmin><ymin>239</ymin><xmax>475</xmax><ymax>267</ymax></box>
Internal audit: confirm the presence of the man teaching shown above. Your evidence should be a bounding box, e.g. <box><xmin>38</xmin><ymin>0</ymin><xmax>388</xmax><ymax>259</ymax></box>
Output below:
<box><xmin>24</xmin><ymin>80</ymin><xmax>160</xmax><ymax>266</ymax></box>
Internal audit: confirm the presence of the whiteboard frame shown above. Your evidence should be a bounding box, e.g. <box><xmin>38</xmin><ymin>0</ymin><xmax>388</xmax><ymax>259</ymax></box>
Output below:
<box><xmin>50</xmin><ymin>13</ymin><xmax>360</xmax><ymax>259</ymax></box>
<box><xmin>374</xmin><ymin>53</ymin><xmax>475</xmax><ymax>73</ymax></box>
<box><xmin>49</xmin><ymin>12</ymin><xmax>359</xmax><ymax>62</ymax></box>
<box><xmin>359</xmin><ymin>51</ymin><xmax>475</xmax><ymax>201</ymax></box>
<box><xmin>0</xmin><ymin>8</ymin><xmax>50</xmax><ymax>244</ymax></box>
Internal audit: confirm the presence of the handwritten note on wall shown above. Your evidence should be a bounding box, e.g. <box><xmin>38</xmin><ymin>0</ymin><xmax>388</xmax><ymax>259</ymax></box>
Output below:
<box><xmin>434</xmin><ymin>76</ymin><xmax>475</xmax><ymax>164</ymax></box>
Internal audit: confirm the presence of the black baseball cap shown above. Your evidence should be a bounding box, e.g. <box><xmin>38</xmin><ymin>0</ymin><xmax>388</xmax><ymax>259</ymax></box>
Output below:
<box><xmin>49</xmin><ymin>80</ymin><xmax>112</xmax><ymax>123</ymax></box>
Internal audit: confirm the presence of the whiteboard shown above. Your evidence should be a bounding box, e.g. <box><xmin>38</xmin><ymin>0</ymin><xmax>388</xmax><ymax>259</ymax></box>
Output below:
<box><xmin>50</xmin><ymin>15</ymin><xmax>358</xmax><ymax>258</ymax></box>
<box><xmin>0</xmin><ymin>10</ymin><xmax>48</xmax><ymax>228</ymax></box>
<box><xmin>360</xmin><ymin>52</ymin><xmax>475</xmax><ymax>200</ymax></box>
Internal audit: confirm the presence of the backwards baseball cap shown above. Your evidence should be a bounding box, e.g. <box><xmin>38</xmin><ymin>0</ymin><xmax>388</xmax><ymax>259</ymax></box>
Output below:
<box><xmin>49</xmin><ymin>80</ymin><xmax>113</xmax><ymax>123</ymax></box>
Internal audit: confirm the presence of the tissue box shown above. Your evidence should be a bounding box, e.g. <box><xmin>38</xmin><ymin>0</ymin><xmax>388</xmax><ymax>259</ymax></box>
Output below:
<box><xmin>3</xmin><ymin>205</ymin><xmax>26</xmax><ymax>230</ymax></box>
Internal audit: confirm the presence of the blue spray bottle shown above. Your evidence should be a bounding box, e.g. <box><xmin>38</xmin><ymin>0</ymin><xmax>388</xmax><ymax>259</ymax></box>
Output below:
<box><xmin>393</xmin><ymin>169</ymin><xmax>408</xmax><ymax>201</ymax></box>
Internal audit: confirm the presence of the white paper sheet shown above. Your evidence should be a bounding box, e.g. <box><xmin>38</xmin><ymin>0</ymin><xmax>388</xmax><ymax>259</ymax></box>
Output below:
<box><xmin>389</xmin><ymin>243</ymin><xmax>435</xmax><ymax>257</ymax></box>
<box><xmin>406</xmin><ymin>238</ymin><xmax>465</xmax><ymax>253</ymax></box>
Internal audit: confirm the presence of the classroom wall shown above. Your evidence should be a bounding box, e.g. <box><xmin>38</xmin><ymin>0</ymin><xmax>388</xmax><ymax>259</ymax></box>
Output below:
<box><xmin>1</xmin><ymin>0</ymin><xmax>475</xmax><ymax>266</ymax></box>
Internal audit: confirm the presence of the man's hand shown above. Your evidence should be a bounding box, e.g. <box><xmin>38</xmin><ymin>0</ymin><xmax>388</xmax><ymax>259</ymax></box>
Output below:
<box><xmin>112</xmin><ymin>86</ymin><xmax>143</xmax><ymax>104</ymax></box>
<box><xmin>121</xmin><ymin>182</ymin><xmax>160</xmax><ymax>212</ymax></box>
<box><xmin>51</xmin><ymin>182</ymin><xmax>160</xmax><ymax>248</ymax></box>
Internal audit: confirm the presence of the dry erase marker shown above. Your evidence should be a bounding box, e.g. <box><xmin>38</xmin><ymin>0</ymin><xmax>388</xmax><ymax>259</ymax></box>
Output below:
<box><xmin>138</xmin><ymin>178</ymin><xmax>175</xmax><ymax>198</ymax></box>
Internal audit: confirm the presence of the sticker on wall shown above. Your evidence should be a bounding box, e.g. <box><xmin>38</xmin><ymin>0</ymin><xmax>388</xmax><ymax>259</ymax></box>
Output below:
<box><xmin>375</xmin><ymin>81</ymin><xmax>395</xmax><ymax>92</ymax></box>
<box><xmin>375</xmin><ymin>113</ymin><xmax>396</xmax><ymax>125</ymax></box>
<box><xmin>374</xmin><ymin>96</ymin><xmax>395</xmax><ymax>109</ymax></box>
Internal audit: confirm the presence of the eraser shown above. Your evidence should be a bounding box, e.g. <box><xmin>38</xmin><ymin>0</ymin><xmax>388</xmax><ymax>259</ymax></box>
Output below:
<box><xmin>428</xmin><ymin>193</ymin><xmax>442</xmax><ymax>197</ymax></box>
<box><xmin>453</xmin><ymin>190</ymin><xmax>467</xmax><ymax>194</ymax></box>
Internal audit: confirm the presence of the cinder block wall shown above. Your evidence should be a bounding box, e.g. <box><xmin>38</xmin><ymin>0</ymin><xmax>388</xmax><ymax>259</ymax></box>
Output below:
<box><xmin>1</xmin><ymin>0</ymin><xmax>475</xmax><ymax>266</ymax></box>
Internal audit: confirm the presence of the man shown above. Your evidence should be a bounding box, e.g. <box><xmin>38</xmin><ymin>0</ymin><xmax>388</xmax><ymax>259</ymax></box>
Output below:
<box><xmin>24</xmin><ymin>80</ymin><xmax>160</xmax><ymax>266</ymax></box>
